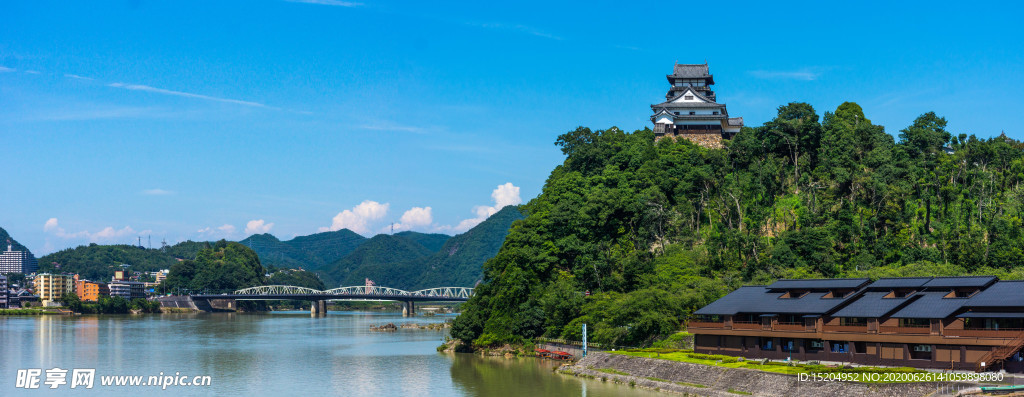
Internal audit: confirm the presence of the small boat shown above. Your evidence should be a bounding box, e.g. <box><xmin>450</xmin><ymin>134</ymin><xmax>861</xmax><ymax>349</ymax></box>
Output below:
<box><xmin>535</xmin><ymin>348</ymin><xmax>551</xmax><ymax>358</ymax></box>
<box><xmin>552</xmin><ymin>351</ymin><xmax>574</xmax><ymax>360</ymax></box>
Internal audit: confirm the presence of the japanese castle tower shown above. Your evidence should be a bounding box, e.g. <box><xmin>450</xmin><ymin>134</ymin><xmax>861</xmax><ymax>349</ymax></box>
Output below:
<box><xmin>650</xmin><ymin>63</ymin><xmax>743</xmax><ymax>148</ymax></box>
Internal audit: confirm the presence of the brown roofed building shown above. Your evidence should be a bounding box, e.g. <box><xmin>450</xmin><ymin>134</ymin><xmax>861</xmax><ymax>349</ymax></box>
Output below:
<box><xmin>689</xmin><ymin>277</ymin><xmax>1024</xmax><ymax>373</ymax></box>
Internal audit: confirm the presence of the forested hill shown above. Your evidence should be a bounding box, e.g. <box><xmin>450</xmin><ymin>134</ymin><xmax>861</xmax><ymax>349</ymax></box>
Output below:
<box><xmin>0</xmin><ymin>227</ymin><xmax>32</xmax><ymax>255</ymax></box>
<box><xmin>319</xmin><ymin>206</ymin><xmax>522</xmax><ymax>290</ymax></box>
<box><xmin>39</xmin><ymin>244</ymin><xmax>181</xmax><ymax>280</ymax></box>
<box><xmin>412</xmin><ymin>206</ymin><xmax>524</xmax><ymax>289</ymax></box>
<box><xmin>451</xmin><ymin>102</ymin><xmax>1024</xmax><ymax>349</ymax></box>
<box><xmin>239</xmin><ymin>229</ymin><xmax>368</xmax><ymax>271</ymax></box>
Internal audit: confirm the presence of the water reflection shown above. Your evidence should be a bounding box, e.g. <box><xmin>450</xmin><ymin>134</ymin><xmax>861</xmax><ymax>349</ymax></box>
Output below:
<box><xmin>2</xmin><ymin>312</ymin><xmax>660</xmax><ymax>397</ymax></box>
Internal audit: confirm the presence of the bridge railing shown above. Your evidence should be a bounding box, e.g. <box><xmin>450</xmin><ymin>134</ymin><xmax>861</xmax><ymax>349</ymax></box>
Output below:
<box><xmin>225</xmin><ymin>285</ymin><xmax>474</xmax><ymax>299</ymax></box>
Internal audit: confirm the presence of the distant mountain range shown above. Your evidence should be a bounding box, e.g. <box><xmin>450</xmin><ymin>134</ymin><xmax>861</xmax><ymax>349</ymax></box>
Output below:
<box><xmin>9</xmin><ymin>205</ymin><xmax>523</xmax><ymax>289</ymax></box>
<box><xmin>244</xmin><ymin>206</ymin><xmax>523</xmax><ymax>289</ymax></box>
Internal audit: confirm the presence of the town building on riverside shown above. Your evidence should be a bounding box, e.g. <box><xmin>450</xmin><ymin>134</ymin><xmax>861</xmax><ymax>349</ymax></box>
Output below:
<box><xmin>0</xmin><ymin>241</ymin><xmax>38</xmax><ymax>274</ymax></box>
<box><xmin>650</xmin><ymin>63</ymin><xmax>743</xmax><ymax>148</ymax></box>
<box><xmin>689</xmin><ymin>276</ymin><xmax>1024</xmax><ymax>372</ymax></box>
<box><xmin>33</xmin><ymin>273</ymin><xmax>77</xmax><ymax>306</ymax></box>
<box><xmin>76</xmin><ymin>279</ymin><xmax>110</xmax><ymax>301</ymax></box>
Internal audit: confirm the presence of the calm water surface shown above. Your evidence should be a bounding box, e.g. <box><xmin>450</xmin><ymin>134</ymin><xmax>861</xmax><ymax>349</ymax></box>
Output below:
<box><xmin>1</xmin><ymin>311</ymin><xmax>662</xmax><ymax>396</ymax></box>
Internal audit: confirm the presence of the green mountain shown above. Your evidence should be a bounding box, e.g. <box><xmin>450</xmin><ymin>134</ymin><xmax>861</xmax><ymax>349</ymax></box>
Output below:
<box><xmin>0</xmin><ymin>227</ymin><xmax>32</xmax><ymax>255</ymax></box>
<box><xmin>39</xmin><ymin>244</ymin><xmax>180</xmax><ymax>281</ymax></box>
<box><xmin>164</xmin><ymin>240</ymin><xmax>212</xmax><ymax>260</ymax></box>
<box><xmin>412</xmin><ymin>206</ymin><xmax>524</xmax><ymax>289</ymax></box>
<box><xmin>393</xmin><ymin>231</ymin><xmax>451</xmax><ymax>253</ymax></box>
<box><xmin>239</xmin><ymin>229</ymin><xmax>367</xmax><ymax>270</ymax></box>
<box><xmin>451</xmin><ymin>104</ymin><xmax>1024</xmax><ymax>349</ymax></box>
<box><xmin>323</xmin><ymin>234</ymin><xmax>435</xmax><ymax>288</ymax></box>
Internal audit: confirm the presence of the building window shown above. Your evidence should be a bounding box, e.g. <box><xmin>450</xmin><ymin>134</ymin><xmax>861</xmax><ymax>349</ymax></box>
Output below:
<box><xmin>684</xmin><ymin>95</ymin><xmax>693</xmax><ymax>100</ymax></box>
<box><xmin>830</xmin><ymin>341</ymin><xmax>849</xmax><ymax>353</ymax></box>
<box><xmin>674</xmin><ymin>112</ymin><xmax>680</xmax><ymax>115</ymax></box>
<box><xmin>760</xmin><ymin>338</ymin><xmax>774</xmax><ymax>351</ymax></box>
<box><xmin>689</xmin><ymin>111</ymin><xmax>696</xmax><ymax>115</ymax></box>
<box><xmin>712</xmin><ymin>111</ymin><xmax>719</xmax><ymax>115</ymax></box>
<box><xmin>910</xmin><ymin>344</ymin><xmax>932</xmax><ymax>360</ymax></box>
<box><xmin>806</xmin><ymin>340</ymin><xmax>824</xmax><ymax>351</ymax></box>
<box><xmin>781</xmin><ymin>339</ymin><xmax>796</xmax><ymax>352</ymax></box>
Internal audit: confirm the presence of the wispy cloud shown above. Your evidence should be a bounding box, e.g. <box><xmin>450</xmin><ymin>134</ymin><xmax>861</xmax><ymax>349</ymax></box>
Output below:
<box><xmin>0</xmin><ymin>66</ymin><xmax>15</xmax><ymax>73</ymax></box>
<box><xmin>467</xmin><ymin>22</ymin><xmax>562</xmax><ymax>40</ymax></box>
<box><xmin>34</xmin><ymin>106</ymin><xmax>175</xmax><ymax>121</ymax></box>
<box><xmin>749</xmin><ymin>69</ymin><xmax>820</xmax><ymax>81</ymax></box>
<box><xmin>44</xmin><ymin>218</ymin><xmax>145</xmax><ymax>243</ymax></box>
<box><xmin>64</xmin><ymin>73</ymin><xmax>94</xmax><ymax>81</ymax></box>
<box><xmin>141</xmin><ymin>188</ymin><xmax>174</xmax><ymax>195</ymax></box>
<box><xmin>24</xmin><ymin>70</ymin><xmax>41</xmax><ymax>75</ymax></box>
<box><xmin>357</xmin><ymin>121</ymin><xmax>427</xmax><ymax>134</ymax></box>
<box><xmin>285</xmin><ymin>0</ymin><xmax>362</xmax><ymax>6</ymax></box>
<box><xmin>108</xmin><ymin>82</ymin><xmax>276</xmax><ymax>109</ymax></box>
<box><xmin>613</xmin><ymin>44</ymin><xmax>643</xmax><ymax>51</ymax></box>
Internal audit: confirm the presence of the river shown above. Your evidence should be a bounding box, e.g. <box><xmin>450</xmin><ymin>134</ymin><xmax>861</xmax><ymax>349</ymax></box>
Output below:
<box><xmin>1</xmin><ymin>311</ymin><xmax>664</xmax><ymax>396</ymax></box>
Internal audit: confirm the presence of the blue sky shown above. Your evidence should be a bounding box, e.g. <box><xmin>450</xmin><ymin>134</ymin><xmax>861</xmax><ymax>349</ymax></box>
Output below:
<box><xmin>2</xmin><ymin>0</ymin><xmax>1022</xmax><ymax>255</ymax></box>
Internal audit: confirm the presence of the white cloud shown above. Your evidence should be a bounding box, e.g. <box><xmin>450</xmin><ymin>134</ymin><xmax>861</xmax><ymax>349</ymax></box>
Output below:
<box><xmin>357</xmin><ymin>121</ymin><xmax>426</xmax><ymax>134</ymax></box>
<box><xmin>319</xmin><ymin>200</ymin><xmax>389</xmax><ymax>235</ymax></box>
<box><xmin>286</xmin><ymin>0</ymin><xmax>362</xmax><ymax>6</ymax></box>
<box><xmin>749</xmin><ymin>69</ymin><xmax>820</xmax><ymax>81</ymax></box>
<box><xmin>24</xmin><ymin>70</ymin><xmax>40</xmax><ymax>75</ymax></box>
<box><xmin>467</xmin><ymin>22</ymin><xmax>562</xmax><ymax>40</ymax></box>
<box><xmin>389</xmin><ymin>206</ymin><xmax>433</xmax><ymax>232</ymax></box>
<box><xmin>245</xmin><ymin>219</ymin><xmax>275</xmax><ymax>235</ymax></box>
<box><xmin>108</xmin><ymin>82</ymin><xmax>274</xmax><ymax>109</ymax></box>
<box><xmin>0</xmin><ymin>66</ymin><xmax>15</xmax><ymax>73</ymax></box>
<box><xmin>218</xmin><ymin>224</ymin><xmax>236</xmax><ymax>235</ymax></box>
<box><xmin>64</xmin><ymin>73</ymin><xmax>94</xmax><ymax>81</ymax></box>
<box><xmin>196</xmin><ymin>224</ymin><xmax>237</xmax><ymax>239</ymax></box>
<box><xmin>446</xmin><ymin>182</ymin><xmax>522</xmax><ymax>233</ymax></box>
<box><xmin>44</xmin><ymin>218</ymin><xmax>59</xmax><ymax>232</ymax></box>
<box><xmin>141</xmin><ymin>188</ymin><xmax>174</xmax><ymax>195</ymax></box>
<box><xmin>43</xmin><ymin>218</ymin><xmax>138</xmax><ymax>242</ymax></box>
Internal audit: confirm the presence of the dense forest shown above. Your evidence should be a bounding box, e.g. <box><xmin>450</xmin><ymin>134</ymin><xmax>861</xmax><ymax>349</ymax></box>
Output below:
<box><xmin>239</xmin><ymin>229</ymin><xmax>368</xmax><ymax>271</ymax></box>
<box><xmin>451</xmin><ymin>102</ymin><xmax>1024</xmax><ymax>349</ymax></box>
<box><xmin>159</xmin><ymin>241</ymin><xmax>266</xmax><ymax>294</ymax></box>
<box><xmin>39</xmin><ymin>244</ymin><xmax>182</xmax><ymax>281</ymax></box>
<box><xmin>414</xmin><ymin>206</ymin><xmax>524</xmax><ymax>289</ymax></box>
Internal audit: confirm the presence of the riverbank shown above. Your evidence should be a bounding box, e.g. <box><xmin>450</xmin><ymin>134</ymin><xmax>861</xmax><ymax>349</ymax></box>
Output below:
<box><xmin>562</xmin><ymin>351</ymin><xmax>976</xmax><ymax>396</ymax></box>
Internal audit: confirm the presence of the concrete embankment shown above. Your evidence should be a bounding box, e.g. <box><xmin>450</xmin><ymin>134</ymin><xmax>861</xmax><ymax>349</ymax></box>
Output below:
<box><xmin>563</xmin><ymin>351</ymin><xmax>965</xmax><ymax>397</ymax></box>
<box><xmin>157</xmin><ymin>296</ymin><xmax>199</xmax><ymax>311</ymax></box>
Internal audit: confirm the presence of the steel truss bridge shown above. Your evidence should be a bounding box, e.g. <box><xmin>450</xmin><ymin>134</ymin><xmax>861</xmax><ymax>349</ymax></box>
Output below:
<box><xmin>190</xmin><ymin>285</ymin><xmax>473</xmax><ymax>316</ymax></box>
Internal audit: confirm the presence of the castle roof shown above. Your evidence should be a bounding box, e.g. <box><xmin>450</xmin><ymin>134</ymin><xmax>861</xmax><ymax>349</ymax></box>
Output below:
<box><xmin>670</xmin><ymin>63</ymin><xmax>711</xmax><ymax>79</ymax></box>
<box><xmin>650</xmin><ymin>87</ymin><xmax>723</xmax><ymax>109</ymax></box>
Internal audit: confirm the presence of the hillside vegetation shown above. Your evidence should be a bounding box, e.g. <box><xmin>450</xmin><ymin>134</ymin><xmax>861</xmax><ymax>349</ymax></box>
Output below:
<box><xmin>239</xmin><ymin>229</ymin><xmax>367</xmax><ymax>270</ymax></box>
<box><xmin>451</xmin><ymin>102</ymin><xmax>1024</xmax><ymax>349</ymax></box>
<box><xmin>39</xmin><ymin>244</ymin><xmax>180</xmax><ymax>280</ymax></box>
<box><xmin>413</xmin><ymin>206</ymin><xmax>524</xmax><ymax>289</ymax></box>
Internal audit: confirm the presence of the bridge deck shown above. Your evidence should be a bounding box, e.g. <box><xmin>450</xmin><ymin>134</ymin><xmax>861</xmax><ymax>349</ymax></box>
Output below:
<box><xmin>191</xmin><ymin>293</ymin><xmax>468</xmax><ymax>302</ymax></box>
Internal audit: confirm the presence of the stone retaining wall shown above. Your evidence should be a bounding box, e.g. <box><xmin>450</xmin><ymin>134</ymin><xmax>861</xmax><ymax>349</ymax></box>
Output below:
<box><xmin>564</xmin><ymin>352</ymin><xmax>969</xmax><ymax>397</ymax></box>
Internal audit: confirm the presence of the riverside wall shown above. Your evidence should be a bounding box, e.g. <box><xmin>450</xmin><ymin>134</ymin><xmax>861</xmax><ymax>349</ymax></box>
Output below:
<box><xmin>563</xmin><ymin>351</ymin><xmax>976</xmax><ymax>397</ymax></box>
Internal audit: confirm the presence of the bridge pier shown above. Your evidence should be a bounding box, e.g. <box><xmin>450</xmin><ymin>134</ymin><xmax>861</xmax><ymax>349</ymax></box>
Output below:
<box><xmin>402</xmin><ymin>301</ymin><xmax>416</xmax><ymax>317</ymax></box>
<box><xmin>310</xmin><ymin>300</ymin><xmax>327</xmax><ymax>316</ymax></box>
